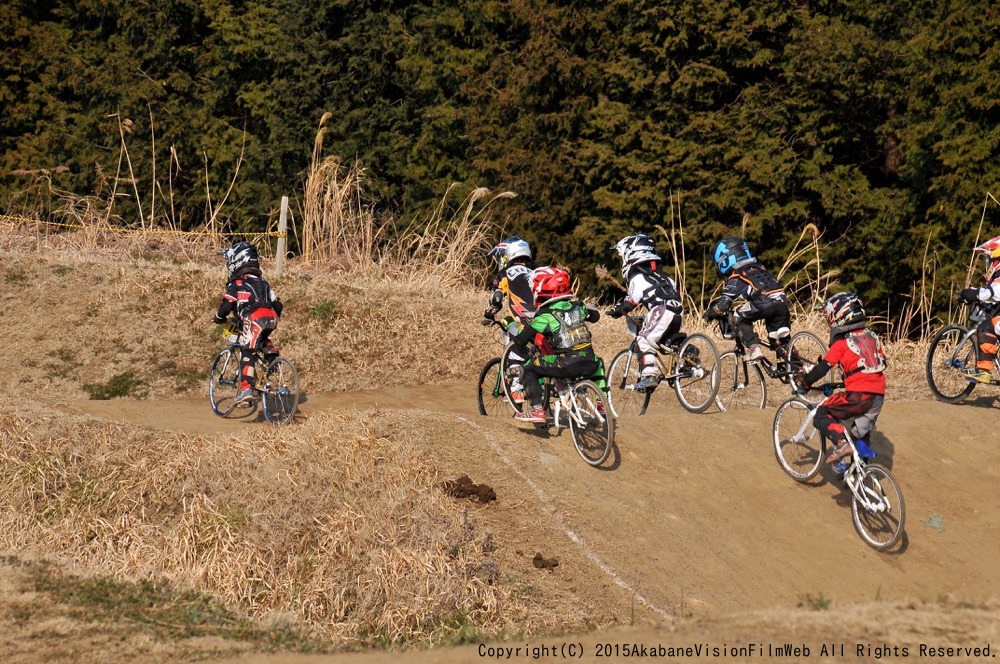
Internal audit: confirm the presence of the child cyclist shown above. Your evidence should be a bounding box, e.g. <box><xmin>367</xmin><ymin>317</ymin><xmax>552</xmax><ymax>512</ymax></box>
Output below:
<box><xmin>958</xmin><ymin>235</ymin><xmax>1000</xmax><ymax>383</ymax></box>
<box><xmin>703</xmin><ymin>236</ymin><xmax>791</xmax><ymax>362</ymax></box>
<box><xmin>607</xmin><ymin>233</ymin><xmax>684</xmax><ymax>392</ymax></box>
<box><xmin>482</xmin><ymin>236</ymin><xmax>536</xmax><ymax>402</ymax></box>
<box><xmin>796</xmin><ymin>292</ymin><xmax>887</xmax><ymax>467</ymax></box>
<box><xmin>510</xmin><ymin>267</ymin><xmax>609</xmax><ymax>424</ymax></box>
<box><xmin>211</xmin><ymin>241</ymin><xmax>284</xmax><ymax>403</ymax></box>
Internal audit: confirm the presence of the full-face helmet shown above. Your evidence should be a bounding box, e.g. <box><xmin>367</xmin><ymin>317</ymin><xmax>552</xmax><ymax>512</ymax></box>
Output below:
<box><xmin>531</xmin><ymin>266</ymin><xmax>573</xmax><ymax>305</ymax></box>
<box><xmin>824</xmin><ymin>292</ymin><xmax>866</xmax><ymax>329</ymax></box>
<box><xmin>713</xmin><ymin>236</ymin><xmax>754</xmax><ymax>276</ymax></box>
<box><xmin>488</xmin><ymin>236</ymin><xmax>532</xmax><ymax>271</ymax></box>
<box><xmin>222</xmin><ymin>241</ymin><xmax>259</xmax><ymax>279</ymax></box>
<box><xmin>974</xmin><ymin>235</ymin><xmax>1000</xmax><ymax>282</ymax></box>
<box><xmin>612</xmin><ymin>233</ymin><xmax>661</xmax><ymax>279</ymax></box>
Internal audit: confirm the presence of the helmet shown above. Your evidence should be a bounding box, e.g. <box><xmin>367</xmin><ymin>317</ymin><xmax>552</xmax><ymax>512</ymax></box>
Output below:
<box><xmin>612</xmin><ymin>233</ymin><xmax>661</xmax><ymax>279</ymax></box>
<box><xmin>713</xmin><ymin>236</ymin><xmax>754</xmax><ymax>276</ymax></box>
<box><xmin>488</xmin><ymin>236</ymin><xmax>531</xmax><ymax>270</ymax></box>
<box><xmin>974</xmin><ymin>235</ymin><xmax>1000</xmax><ymax>282</ymax></box>
<box><xmin>824</xmin><ymin>292</ymin><xmax>866</xmax><ymax>329</ymax></box>
<box><xmin>531</xmin><ymin>266</ymin><xmax>573</xmax><ymax>305</ymax></box>
<box><xmin>222</xmin><ymin>241</ymin><xmax>259</xmax><ymax>279</ymax></box>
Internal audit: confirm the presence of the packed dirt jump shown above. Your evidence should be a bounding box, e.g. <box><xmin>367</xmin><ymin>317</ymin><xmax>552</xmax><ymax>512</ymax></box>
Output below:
<box><xmin>50</xmin><ymin>385</ymin><xmax>1000</xmax><ymax>663</ymax></box>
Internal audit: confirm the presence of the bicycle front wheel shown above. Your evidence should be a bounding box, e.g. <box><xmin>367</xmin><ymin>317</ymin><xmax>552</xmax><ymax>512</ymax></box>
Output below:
<box><xmin>674</xmin><ymin>333</ymin><xmax>720</xmax><ymax>413</ymax></box>
<box><xmin>261</xmin><ymin>357</ymin><xmax>299</xmax><ymax>425</ymax></box>
<box><xmin>715</xmin><ymin>351</ymin><xmax>767</xmax><ymax>411</ymax></box>
<box><xmin>568</xmin><ymin>380</ymin><xmax>614</xmax><ymax>467</ymax></box>
<box><xmin>787</xmin><ymin>331</ymin><xmax>831</xmax><ymax>393</ymax></box>
<box><xmin>772</xmin><ymin>397</ymin><xmax>823</xmax><ymax>481</ymax></box>
<box><xmin>851</xmin><ymin>463</ymin><xmax>905</xmax><ymax>551</ymax></box>
<box><xmin>209</xmin><ymin>348</ymin><xmax>241</xmax><ymax>417</ymax></box>
<box><xmin>607</xmin><ymin>348</ymin><xmax>651</xmax><ymax>417</ymax></box>
<box><xmin>926</xmin><ymin>325</ymin><xmax>977</xmax><ymax>403</ymax></box>
<box><xmin>477</xmin><ymin>357</ymin><xmax>516</xmax><ymax>416</ymax></box>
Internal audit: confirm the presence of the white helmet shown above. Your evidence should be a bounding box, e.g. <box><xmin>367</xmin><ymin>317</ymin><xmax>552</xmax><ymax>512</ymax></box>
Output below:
<box><xmin>612</xmin><ymin>233</ymin><xmax>660</xmax><ymax>279</ymax></box>
<box><xmin>488</xmin><ymin>236</ymin><xmax>532</xmax><ymax>270</ymax></box>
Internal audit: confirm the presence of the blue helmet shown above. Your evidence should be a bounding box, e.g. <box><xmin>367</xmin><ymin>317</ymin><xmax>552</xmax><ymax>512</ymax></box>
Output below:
<box><xmin>713</xmin><ymin>236</ymin><xmax>754</xmax><ymax>276</ymax></box>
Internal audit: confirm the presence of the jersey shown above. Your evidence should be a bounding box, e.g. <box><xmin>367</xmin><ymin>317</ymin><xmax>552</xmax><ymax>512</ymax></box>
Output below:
<box><xmin>720</xmin><ymin>262</ymin><xmax>788</xmax><ymax>307</ymax></box>
<box><xmin>492</xmin><ymin>263</ymin><xmax>535</xmax><ymax>321</ymax></box>
<box><xmin>624</xmin><ymin>263</ymin><xmax>681</xmax><ymax>311</ymax></box>
<box><xmin>217</xmin><ymin>273</ymin><xmax>282</xmax><ymax>321</ymax></box>
<box><xmin>824</xmin><ymin>329</ymin><xmax>887</xmax><ymax>394</ymax></box>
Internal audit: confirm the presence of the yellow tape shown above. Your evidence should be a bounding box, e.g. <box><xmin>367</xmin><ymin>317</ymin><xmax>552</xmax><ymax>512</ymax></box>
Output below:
<box><xmin>0</xmin><ymin>215</ymin><xmax>285</xmax><ymax>239</ymax></box>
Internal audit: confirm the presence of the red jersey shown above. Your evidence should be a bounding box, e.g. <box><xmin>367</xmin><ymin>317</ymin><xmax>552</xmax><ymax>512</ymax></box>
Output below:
<box><xmin>824</xmin><ymin>329</ymin><xmax>886</xmax><ymax>394</ymax></box>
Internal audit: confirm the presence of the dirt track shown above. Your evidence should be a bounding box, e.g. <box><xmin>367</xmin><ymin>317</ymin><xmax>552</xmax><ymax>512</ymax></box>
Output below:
<box><xmin>46</xmin><ymin>384</ymin><xmax>1000</xmax><ymax>662</ymax></box>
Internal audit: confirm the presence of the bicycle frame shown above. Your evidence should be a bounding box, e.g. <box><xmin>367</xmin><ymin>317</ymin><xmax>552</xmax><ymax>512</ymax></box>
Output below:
<box><xmin>620</xmin><ymin>316</ymin><xmax>706</xmax><ymax>383</ymax></box>
<box><xmin>718</xmin><ymin>318</ymin><xmax>791</xmax><ymax>381</ymax></box>
<box><xmin>547</xmin><ymin>378</ymin><xmax>606</xmax><ymax>433</ymax></box>
<box><xmin>786</xmin><ymin>396</ymin><xmax>892</xmax><ymax>514</ymax></box>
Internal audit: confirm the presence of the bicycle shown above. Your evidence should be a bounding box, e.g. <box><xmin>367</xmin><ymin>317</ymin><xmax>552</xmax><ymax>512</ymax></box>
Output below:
<box><xmin>209</xmin><ymin>320</ymin><xmax>300</xmax><ymax>425</ymax></box>
<box><xmin>772</xmin><ymin>383</ymin><xmax>905</xmax><ymax>551</ymax></box>
<box><xmin>523</xmin><ymin>373</ymin><xmax>614</xmax><ymax>467</ymax></box>
<box><xmin>926</xmin><ymin>301</ymin><xmax>1000</xmax><ymax>402</ymax></box>
<box><xmin>477</xmin><ymin>318</ymin><xmax>526</xmax><ymax>416</ymax></box>
<box><xmin>713</xmin><ymin>317</ymin><xmax>830</xmax><ymax>411</ymax></box>
<box><xmin>607</xmin><ymin>314</ymin><xmax>720</xmax><ymax>416</ymax></box>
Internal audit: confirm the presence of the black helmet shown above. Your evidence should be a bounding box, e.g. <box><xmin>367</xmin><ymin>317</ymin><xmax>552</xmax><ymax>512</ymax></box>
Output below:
<box><xmin>222</xmin><ymin>241</ymin><xmax>259</xmax><ymax>279</ymax></box>
<box><xmin>824</xmin><ymin>292</ymin><xmax>866</xmax><ymax>329</ymax></box>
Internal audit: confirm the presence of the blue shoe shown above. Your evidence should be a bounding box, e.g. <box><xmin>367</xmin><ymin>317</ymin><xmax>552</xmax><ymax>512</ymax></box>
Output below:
<box><xmin>634</xmin><ymin>375</ymin><xmax>660</xmax><ymax>392</ymax></box>
<box><xmin>234</xmin><ymin>388</ymin><xmax>256</xmax><ymax>404</ymax></box>
<box><xmin>831</xmin><ymin>460</ymin><xmax>849</xmax><ymax>475</ymax></box>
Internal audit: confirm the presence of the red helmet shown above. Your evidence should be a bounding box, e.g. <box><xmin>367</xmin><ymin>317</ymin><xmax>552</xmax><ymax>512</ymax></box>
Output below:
<box><xmin>975</xmin><ymin>236</ymin><xmax>1000</xmax><ymax>282</ymax></box>
<box><xmin>531</xmin><ymin>266</ymin><xmax>572</xmax><ymax>305</ymax></box>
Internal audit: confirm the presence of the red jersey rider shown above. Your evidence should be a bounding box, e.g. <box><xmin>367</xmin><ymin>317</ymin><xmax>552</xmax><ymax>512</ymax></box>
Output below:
<box><xmin>212</xmin><ymin>241</ymin><xmax>283</xmax><ymax>403</ymax></box>
<box><xmin>958</xmin><ymin>235</ymin><xmax>1000</xmax><ymax>383</ymax></box>
<box><xmin>797</xmin><ymin>292</ymin><xmax>887</xmax><ymax>466</ymax></box>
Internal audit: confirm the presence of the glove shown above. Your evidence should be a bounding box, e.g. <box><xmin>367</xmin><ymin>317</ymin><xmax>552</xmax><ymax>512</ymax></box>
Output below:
<box><xmin>822</xmin><ymin>384</ymin><xmax>836</xmax><ymax>397</ymax></box>
<box><xmin>607</xmin><ymin>308</ymin><xmax>623</xmax><ymax>319</ymax></box>
<box><xmin>212</xmin><ymin>315</ymin><xmax>226</xmax><ymax>325</ymax></box>
<box><xmin>960</xmin><ymin>288</ymin><xmax>979</xmax><ymax>303</ymax></box>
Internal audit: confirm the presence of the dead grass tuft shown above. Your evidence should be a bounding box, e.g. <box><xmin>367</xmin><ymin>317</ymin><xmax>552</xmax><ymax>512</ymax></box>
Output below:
<box><xmin>0</xmin><ymin>406</ymin><xmax>527</xmax><ymax>646</ymax></box>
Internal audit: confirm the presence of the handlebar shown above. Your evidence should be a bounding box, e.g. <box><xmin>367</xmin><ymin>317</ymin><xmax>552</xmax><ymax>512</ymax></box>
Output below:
<box><xmin>794</xmin><ymin>381</ymin><xmax>844</xmax><ymax>397</ymax></box>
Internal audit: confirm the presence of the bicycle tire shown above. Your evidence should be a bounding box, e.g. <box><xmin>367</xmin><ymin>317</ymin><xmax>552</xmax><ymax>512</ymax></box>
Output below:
<box><xmin>715</xmin><ymin>351</ymin><xmax>767</xmax><ymax>411</ymax></box>
<box><xmin>567</xmin><ymin>380</ymin><xmax>613</xmax><ymax>466</ymax></box>
<box><xmin>787</xmin><ymin>331</ymin><xmax>831</xmax><ymax>393</ymax></box>
<box><xmin>261</xmin><ymin>357</ymin><xmax>299</xmax><ymax>425</ymax></box>
<box><xmin>499</xmin><ymin>343</ymin><xmax>527</xmax><ymax>414</ymax></box>
<box><xmin>673</xmin><ymin>333</ymin><xmax>720</xmax><ymax>413</ymax></box>
<box><xmin>925</xmin><ymin>324</ymin><xmax>978</xmax><ymax>403</ymax></box>
<box><xmin>209</xmin><ymin>348</ymin><xmax>242</xmax><ymax>417</ymax></box>
<box><xmin>851</xmin><ymin>463</ymin><xmax>905</xmax><ymax>551</ymax></box>
<box><xmin>477</xmin><ymin>357</ymin><xmax>516</xmax><ymax>416</ymax></box>
<box><xmin>772</xmin><ymin>397</ymin><xmax>824</xmax><ymax>481</ymax></box>
<box><xmin>607</xmin><ymin>348</ymin><xmax>651</xmax><ymax>417</ymax></box>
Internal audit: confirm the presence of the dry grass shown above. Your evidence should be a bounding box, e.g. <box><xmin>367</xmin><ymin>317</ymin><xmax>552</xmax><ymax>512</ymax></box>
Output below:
<box><xmin>0</xmin><ymin>405</ymin><xmax>531</xmax><ymax>646</ymax></box>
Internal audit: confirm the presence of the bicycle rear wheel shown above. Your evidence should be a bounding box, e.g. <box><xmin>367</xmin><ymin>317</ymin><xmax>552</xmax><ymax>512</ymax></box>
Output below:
<box><xmin>673</xmin><ymin>333</ymin><xmax>720</xmax><ymax>413</ymax></box>
<box><xmin>772</xmin><ymin>397</ymin><xmax>823</xmax><ymax>481</ymax></box>
<box><xmin>607</xmin><ymin>348</ymin><xmax>651</xmax><ymax>416</ymax></box>
<box><xmin>568</xmin><ymin>380</ymin><xmax>613</xmax><ymax>466</ymax></box>
<box><xmin>787</xmin><ymin>331</ymin><xmax>831</xmax><ymax>393</ymax></box>
<box><xmin>715</xmin><ymin>351</ymin><xmax>766</xmax><ymax>411</ymax></box>
<box><xmin>851</xmin><ymin>463</ymin><xmax>905</xmax><ymax>551</ymax></box>
<box><xmin>209</xmin><ymin>348</ymin><xmax>241</xmax><ymax>417</ymax></box>
<box><xmin>261</xmin><ymin>357</ymin><xmax>299</xmax><ymax>425</ymax></box>
<box><xmin>925</xmin><ymin>325</ymin><xmax>978</xmax><ymax>403</ymax></box>
<box><xmin>477</xmin><ymin>357</ymin><xmax>516</xmax><ymax>416</ymax></box>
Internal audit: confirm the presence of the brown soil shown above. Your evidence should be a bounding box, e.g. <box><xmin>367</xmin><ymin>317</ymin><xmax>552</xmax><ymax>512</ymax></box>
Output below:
<box><xmin>33</xmin><ymin>385</ymin><xmax>1000</xmax><ymax>662</ymax></box>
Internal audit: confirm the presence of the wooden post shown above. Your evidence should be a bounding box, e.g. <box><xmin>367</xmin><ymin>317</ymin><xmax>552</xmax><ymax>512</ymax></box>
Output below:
<box><xmin>276</xmin><ymin>196</ymin><xmax>288</xmax><ymax>277</ymax></box>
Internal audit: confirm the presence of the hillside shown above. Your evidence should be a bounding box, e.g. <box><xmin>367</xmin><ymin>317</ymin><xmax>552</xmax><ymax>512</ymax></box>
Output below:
<box><xmin>4</xmin><ymin>243</ymin><xmax>1000</xmax><ymax>662</ymax></box>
